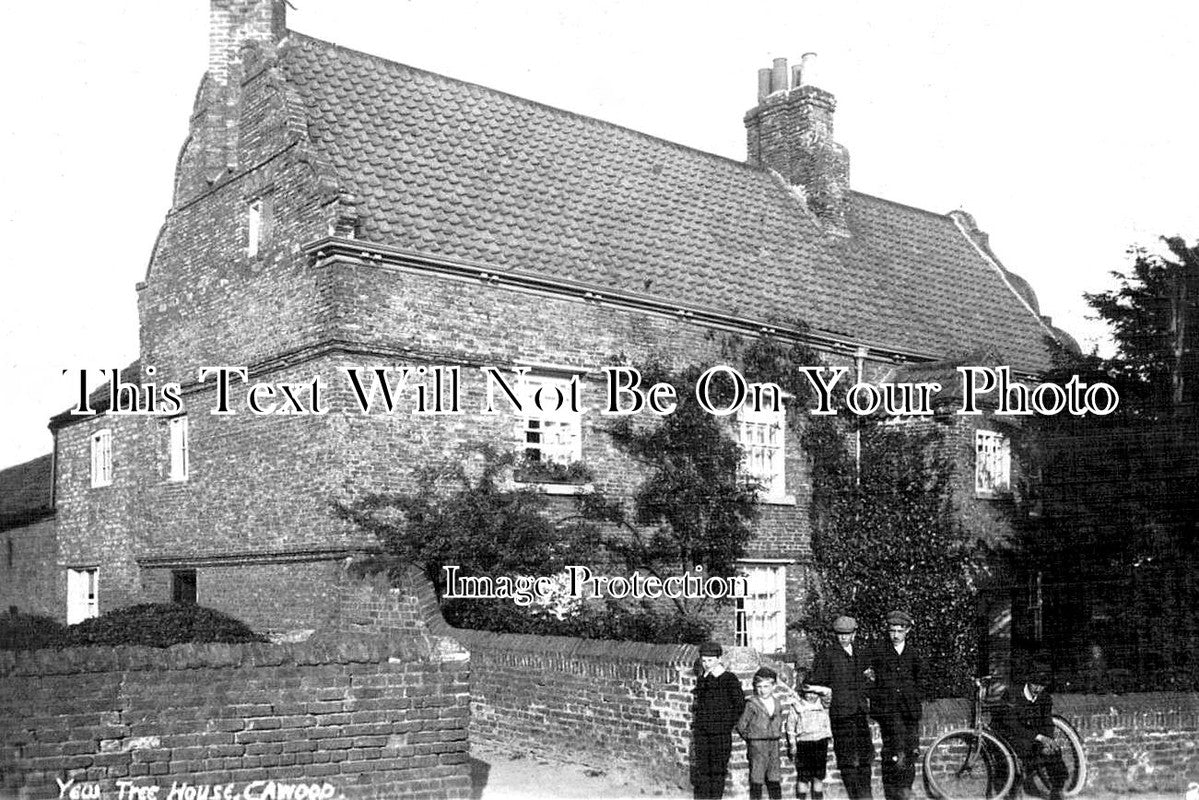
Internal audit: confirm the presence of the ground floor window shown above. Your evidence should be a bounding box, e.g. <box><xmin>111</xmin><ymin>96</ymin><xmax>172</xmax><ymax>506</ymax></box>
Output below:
<box><xmin>172</xmin><ymin>569</ymin><xmax>198</xmax><ymax>605</ymax></box>
<box><xmin>735</xmin><ymin>562</ymin><xmax>787</xmax><ymax>653</ymax></box>
<box><xmin>66</xmin><ymin>567</ymin><xmax>98</xmax><ymax>624</ymax></box>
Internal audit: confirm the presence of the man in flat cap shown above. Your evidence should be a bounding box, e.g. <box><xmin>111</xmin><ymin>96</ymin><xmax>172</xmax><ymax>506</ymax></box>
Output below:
<box><xmin>692</xmin><ymin>641</ymin><xmax>746</xmax><ymax>799</ymax></box>
<box><xmin>993</xmin><ymin>662</ymin><xmax>1068</xmax><ymax>800</ymax></box>
<box><xmin>870</xmin><ymin>610</ymin><xmax>924</xmax><ymax>800</ymax></box>
<box><xmin>810</xmin><ymin>616</ymin><xmax>875</xmax><ymax>799</ymax></box>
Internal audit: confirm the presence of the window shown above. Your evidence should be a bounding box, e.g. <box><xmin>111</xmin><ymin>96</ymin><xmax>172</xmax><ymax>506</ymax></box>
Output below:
<box><xmin>247</xmin><ymin>198</ymin><xmax>263</xmax><ymax>257</ymax></box>
<box><xmin>172</xmin><ymin>569</ymin><xmax>198</xmax><ymax>605</ymax></box>
<box><xmin>975</xmin><ymin>429</ymin><xmax>1011</xmax><ymax>497</ymax></box>
<box><xmin>169</xmin><ymin>416</ymin><xmax>189</xmax><ymax>481</ymax></box>
<box><xmin>735</xmin><ymin>563</ymin><xmax>786</xmax><ymax>653</ymax></box>
<box><xmin>6</xmin><ymin>538</ymin><xmax>12</xmax><ymax>569</ymax></box>
<box><xmin>66</xmin><ymin>567</ymin><xmax>98</xmax><ymax>624</ymax></box>
<box><xmin>738</xmin><ymin>403</ymin><xmax>786</xmax><ymax>499</ymax></box>
<box><xmin>516</xmin><ymin>375</ymin><xmax>582</xmax><ymax>468</ymax></box>
<box><xmin>90</xmin><ymin>429</ymin><xmax>113</xmax><ymax>488</ymax></box>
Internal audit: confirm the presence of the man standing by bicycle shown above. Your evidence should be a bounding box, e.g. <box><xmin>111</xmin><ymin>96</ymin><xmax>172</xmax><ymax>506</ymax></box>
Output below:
<box><xmin>810</xmin><ymin>615</ymin><xmax>875</xmax><ymax>800</ymax></box>
<box><xmin>993</xmin><ymin>662</ymin><xmax>1069</xmax><ymax>800</ymax></box>
<box><xmin>869</xmin><ymin>610</ymin><xmax>924</xmax><ymax>800</ymax></box>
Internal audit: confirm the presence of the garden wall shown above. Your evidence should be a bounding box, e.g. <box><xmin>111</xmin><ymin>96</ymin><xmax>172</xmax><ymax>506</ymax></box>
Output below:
<box><xmin>0</xmin><ymin>634</ymin><xmax>471</xmax><ymax>800</ymax></box>
<box><xmin>406</xmin><ymin>565</ymin><xmax>1199</xmax><ymax>796</ymax></box>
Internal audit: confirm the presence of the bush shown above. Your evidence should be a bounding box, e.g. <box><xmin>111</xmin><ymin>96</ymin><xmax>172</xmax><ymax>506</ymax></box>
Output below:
<box><xmin>0</xmin><ymin>612</ymin><xmax>67</xmax><ymax>651</ymax></box>
<box><xmin>65</xmin><ymin>603</ymin><xmax>266</xmax><ymax>648</ymax></box>
<box><xmin>444</xmin><ymin>598</ymin><xmax>712</xmax><ymax>644</ymax></box>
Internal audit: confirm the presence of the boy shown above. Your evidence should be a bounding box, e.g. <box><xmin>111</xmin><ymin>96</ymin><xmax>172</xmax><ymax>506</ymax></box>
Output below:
<box><xmin>693</xmin><ymin>641</ymin><xmax>745</xmax><ymax>799</ymax></box>
<box><xmin>737</xmin><ymin>667</ymin><xmax>786</xmax><ymax>800</ymax></box>
<box><xmin>785</xmin><ymin>668</ymin><xmax>832</xmax><ymax>800</ymax></box>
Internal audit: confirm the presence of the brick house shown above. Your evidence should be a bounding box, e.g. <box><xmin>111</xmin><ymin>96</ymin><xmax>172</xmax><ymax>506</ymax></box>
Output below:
<box><xmin>1</xmin><ymin>0</ymin><xmax>1069</xmax><ymax>648</ymax></box>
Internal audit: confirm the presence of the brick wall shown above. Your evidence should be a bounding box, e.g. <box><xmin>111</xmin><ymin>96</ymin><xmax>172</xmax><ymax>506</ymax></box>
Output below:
<box><xmin>363</xmin><ymin>565</ymin><xmax>1196</xmax><ymax>796</ymax></box>
<box><xmin>1</xmin><ymin>517</ymin><xmax>58</xmax><ymax>618</ymax></box>
<box><xmin>0</xmin><ymin>634</ymin><xmax>471</xmax><ymax>800</ymax></box>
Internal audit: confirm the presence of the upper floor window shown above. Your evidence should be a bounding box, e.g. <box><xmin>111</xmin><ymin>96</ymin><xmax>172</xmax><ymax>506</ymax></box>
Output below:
<box><xmin>737</xmin><ymin>403</ymin><xmax>786</xmax><ymax>500</ymax></box>
<box><xmin>517</xmin><ymin>375</ymin><xmax>582</xmax><ymax>470</ymax></box>
<box><xmin>90</xmin><ymin>429</ymin><xmax>113</xmax><ymax>488</ymax></box>
<box><xmin>168</xmin><ymin>416</ymin><xmax>189</xmax><ymax>482</ymax></box>
<box><xmin>975</xmin><ymin>429</ymin><xmax>1011</xmax><ymax>497</ymax></box>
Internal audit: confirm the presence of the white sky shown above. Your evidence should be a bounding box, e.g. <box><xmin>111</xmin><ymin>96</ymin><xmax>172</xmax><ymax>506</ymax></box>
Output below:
<box><xmin>1</xmin><ymin>1</ymin><xmax>1197</xmax><ymax>470</ymax></box>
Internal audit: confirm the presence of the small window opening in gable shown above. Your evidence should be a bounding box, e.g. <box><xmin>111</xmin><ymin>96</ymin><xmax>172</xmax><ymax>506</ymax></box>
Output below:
<box><xmin>168</xmin><ymin>415</ymin><xmax>189</xmax><ymax>482</ymax></box>
<box><xmin>247</xmin><ymin>198</ymin><xmax>263</xmax><ymax>257</ymax></box>
<box><xmin>91</xmin><ymin>429</ymin><xmax>113</xmax><ymax>488</ymax></box>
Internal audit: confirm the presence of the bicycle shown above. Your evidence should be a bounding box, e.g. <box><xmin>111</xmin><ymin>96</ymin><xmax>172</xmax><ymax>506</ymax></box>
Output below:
<box><xmin>923</xmin><ymin>676</ymin><xmax>1018</xmax><ymax>799</ymax></box>
<box><xmin>923</xmin><ymin>675</ymin><xmax>1088</xmax><ymax>799</ymax></box>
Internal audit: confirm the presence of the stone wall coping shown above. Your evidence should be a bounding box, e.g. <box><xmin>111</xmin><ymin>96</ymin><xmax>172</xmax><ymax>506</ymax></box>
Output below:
<box><xmin>0</xmin><ymin>632</ymin><xmax>452</xmax><ymax>677</ymax></box>
<box><xmin>921</xmin><ymin>692</ymin><xmax>1199</xmax><ymax>730</ymax></box>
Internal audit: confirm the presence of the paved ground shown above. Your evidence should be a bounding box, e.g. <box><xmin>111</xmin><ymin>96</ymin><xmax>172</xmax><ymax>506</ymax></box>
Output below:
<box><xmin>469</xmin><ymin>745</ymin><xmax>1191</xmax><ymax>800</ymax></box>
<box><xmin>471</xmin><ymin>745</ymin><xmax>679</xmax><ymax>799</ymax></box>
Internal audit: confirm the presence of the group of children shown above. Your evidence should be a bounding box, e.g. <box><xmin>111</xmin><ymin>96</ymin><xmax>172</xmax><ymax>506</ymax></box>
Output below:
<box><xmin>736</xmin><ymin>666</ymin><xmax>831</xmax><ymax>800</ymax></box>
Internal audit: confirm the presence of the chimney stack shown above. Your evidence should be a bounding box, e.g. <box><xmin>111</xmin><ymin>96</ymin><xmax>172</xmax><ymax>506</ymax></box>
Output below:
<box><xmin>209</xmin><ymin>0</ymin><xmax>287</xmax><ymax>87</ymax></box>
<box><xmin>744</xmin><ymin>53</ymin><xmax>851</xmax><ymax>234</ymax></box>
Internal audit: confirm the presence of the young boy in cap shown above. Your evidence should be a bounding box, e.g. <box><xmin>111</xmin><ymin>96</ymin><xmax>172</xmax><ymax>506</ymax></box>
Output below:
<box><xmin>810</xmin><ymin>615</ymin><xmax>875</xmax><ymax>800</ymax></box>
<box><xmin>869</xmin><ymin>610</ymin><xmax>923</xmax><ymax>800</ymax></box>
<box><xmin>737</xmin><ymin>667</ymin><xmax>786</xmax><ymax>800</ymax></box>
<box><xmin>693</xmin><ymin>641</ymin><xmax>745</xmax><ymax>799</ymax></box>
<box><xmin>784</xmin><ymin>667</ymin><xmax>832</xmax><ymax>800</ymax></box>
<box><xmin>993</xmin><ymin>662</ymin><xmax>1069</xmax><ymax>800</ymax></box>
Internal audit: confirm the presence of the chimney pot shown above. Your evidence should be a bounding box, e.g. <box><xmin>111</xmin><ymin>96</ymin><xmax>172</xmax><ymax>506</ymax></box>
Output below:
<box><xmin>758</xmin><ymin>68</ymin><xmax>773</xmax><ymax>102</ymax></box>
<box><xmin>799</xmin><ymin>52</ymin><xmax>819</xmax><ymax>87</ymax></box>
<box><xmin>771</xmin><ymin>58</ymin><xmax>789</xmax><ymax>94</ymax></box>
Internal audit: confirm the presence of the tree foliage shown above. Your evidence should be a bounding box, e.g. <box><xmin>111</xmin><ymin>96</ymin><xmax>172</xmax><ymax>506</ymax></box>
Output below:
<box><xmin>1082</xmin><ymin>237</ymin><xmax>1199</xmax><ymax>412</ymax></box>
<box><xmin>581</xmin><ymin>359</ymin><xmax>761</xmax><ymax>616</ymax></box>
<box><xmin>735</xmin><ymin>330</ymin><xmax>989</xmax><ymax>693</ymax></box>
<box><xmin>333</xmin><ymin>445</ymin><xmax>600</xmax><ymax>599</ymax></box>
<box><xmin>1018</xmin><ymin>238</ymin><xmax>1199</xmax><ymax>691</ymax></box>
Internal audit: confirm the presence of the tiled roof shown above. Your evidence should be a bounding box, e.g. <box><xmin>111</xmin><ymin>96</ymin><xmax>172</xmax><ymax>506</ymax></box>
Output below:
<box><xmin>0</xmin><ymin>454</ymin><xmax>53</xmax><ymax>530</ymax></box>
<box><xmin>282</xmin><ymin>33</ymin><xmax>1054</xmax><ymax>373</ymax></box>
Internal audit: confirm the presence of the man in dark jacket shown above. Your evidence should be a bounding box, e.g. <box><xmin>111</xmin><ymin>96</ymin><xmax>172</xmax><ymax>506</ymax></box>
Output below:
<box><xmin>692</xmin><ymin>641</ymin><xmax>746</xmax><ymax>799</ymax></box>
<box><xmin>993</xmin><ymin>662</ymin><xmax>1069</xmax><ymax>800</ymax></box>
<box><xmin>810</xmin><ymin>616</ymin><xmax>874</xmax><ymax>800</ymax></box>
<box><xmin>870</xmin><ymin>610</ymin><xmax>924</xmax><ymax>800</ymax></box>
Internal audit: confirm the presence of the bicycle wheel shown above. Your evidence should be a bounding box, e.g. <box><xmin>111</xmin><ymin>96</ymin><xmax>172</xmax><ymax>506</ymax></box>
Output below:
<box><xmin>1027</xmin><ymin>715</ymin><xmax>1087</xmax><ymax>797</ymax></box>
<box><xmin>923</xmin><ymin>729</ymin><xmax>1017</xmax><ymax>800</ymax></box>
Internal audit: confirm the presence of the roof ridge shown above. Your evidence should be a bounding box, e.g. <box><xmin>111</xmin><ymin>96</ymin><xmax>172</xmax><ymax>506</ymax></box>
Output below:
<box><xmin>848</xmin><ymin>189</ymin><xmax>956</xmax><ymax>222</ymax></box>
<box><xmin>284</xmin><ymin>30</ymin><xmax>762</xmax><ymax>175</ymax></box>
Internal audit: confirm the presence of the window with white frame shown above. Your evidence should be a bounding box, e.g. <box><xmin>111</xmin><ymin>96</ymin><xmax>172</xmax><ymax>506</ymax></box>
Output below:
<box><xmin>975</xmin><ymin>429</ymin><xmax>1011</xmax><ymax>497</ymax></box>
<box><xmin>90</xmin><ymin>429</ymin><xmax>113</xmax><ymax>488</ymax></box>
<box><xmin>67</xmin><ymin>567</ymin><xmax>99</xmax><ymax>624</ymax></box>
<box><xmin>516</xmin><ymin>375</ymin><xmax>582</xmax><ymax>468</ymax></box>
<box><xmin>737</xmin><ymin>402</ymin><xmax>786</xmax><ymax>499</ymax></box>
<box><xmin>169</xmin><ymin>416</ymin><xmax>189</xmax><ymax>481</ymax></box>
<box><xmin>247</xmin><ymin>197</ymin><xmax>263</xmax><ymax>257</ymax></box>
<box><xmin>735</xmin><ymin>563</ymin><xmax>786</xmax><ymax>653</ymax></box>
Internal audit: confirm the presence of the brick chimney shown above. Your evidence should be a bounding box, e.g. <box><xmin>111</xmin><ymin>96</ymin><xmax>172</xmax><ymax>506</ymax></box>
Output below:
<box><xmin>209</xmin><ymin>0</ymin><xmax>287</xmax><ymax>87</ymax></box>
<box><xmin>175</xmin><ymin>0</ymin><xmax>287</xmax><ymax>205</ymax></box>
<box><xmin>744</xmin><ymin>54</ymin><xmax>851</xmax><ymax>234</ymax></box>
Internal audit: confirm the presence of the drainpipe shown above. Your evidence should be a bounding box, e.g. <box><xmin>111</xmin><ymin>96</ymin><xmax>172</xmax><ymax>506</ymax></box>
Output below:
<box><xmin>854</xmin><ymin>346</ymin><xmax>869</xmax><ymax>485</ymax></box>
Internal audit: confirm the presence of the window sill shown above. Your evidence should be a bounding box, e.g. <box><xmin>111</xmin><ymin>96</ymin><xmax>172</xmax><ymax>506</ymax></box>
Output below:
<box><xmin>757</xmin><ymin>494</ymin><xmax>796</xmax><ymax>506</ymax></box>
<box><xmin>512</xmin><ymin>481</ymin><xmax>594</xmax><ymax>496</ymax></box>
